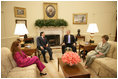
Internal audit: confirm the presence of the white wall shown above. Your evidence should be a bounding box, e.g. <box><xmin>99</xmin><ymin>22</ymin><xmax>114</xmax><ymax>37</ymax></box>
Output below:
<box><xmin>1</xmin><ymin>1</ymin><xmax>117</xmax><ymax>48</ymax></box>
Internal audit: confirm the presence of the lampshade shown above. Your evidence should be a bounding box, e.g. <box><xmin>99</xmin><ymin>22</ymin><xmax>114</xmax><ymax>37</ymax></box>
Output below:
<box><xmin>14</xmin><ymin>24</ymin><xmax>28</xmax><ymax>35</ymax></box>
<box><xmin>87</xmin><ymin>23</ymin><xmax>99</xmax><ymax>33</ymax></box>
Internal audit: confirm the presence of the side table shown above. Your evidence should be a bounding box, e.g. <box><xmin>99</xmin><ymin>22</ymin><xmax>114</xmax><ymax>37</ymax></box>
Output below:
<box><xmin>79</xmin><ymin>42</ymin><xmax>97</xmax><ymax>61</ymax></box>
<box><xmin>21</xmin><ymin>44</ymin><xmax>37</xmax><ymax>56</ymax></box>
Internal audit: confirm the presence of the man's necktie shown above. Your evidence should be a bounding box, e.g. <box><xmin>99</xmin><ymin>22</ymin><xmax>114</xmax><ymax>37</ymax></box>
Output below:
<box><xmin>43</xmin><ymin>37</ymin><xmax>45</xmax><ymax>41</ymax></box>
<box><xmin>68</xmin><ymin>35</ymin><xmax>70</xmax><ymax>43</ymax></box>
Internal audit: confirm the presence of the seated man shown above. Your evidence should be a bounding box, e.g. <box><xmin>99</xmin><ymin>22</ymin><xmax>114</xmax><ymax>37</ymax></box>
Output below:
<box><xmin>62</xmin><ymin>30</ymin><xmax>77</xmax><ymax>54</ymax></box>
<box><xmin>37</xmin><ymin>32</ymin><xmax>53</xmax><ymax>63</ymax></box>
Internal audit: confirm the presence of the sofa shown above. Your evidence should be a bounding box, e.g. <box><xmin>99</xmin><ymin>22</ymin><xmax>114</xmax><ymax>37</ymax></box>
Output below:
<box><xmin>1</xmin><ymin>47</ymin><xmax>40</xmax><ymax>78</ymax></box>
<box><xmin>87</xmin><ymin>41</ymin><xmax>117</xmax><ymax>78</ymax></box>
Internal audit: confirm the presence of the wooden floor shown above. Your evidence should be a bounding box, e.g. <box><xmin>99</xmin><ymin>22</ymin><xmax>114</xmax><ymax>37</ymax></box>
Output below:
<box><xmin>37</xmin><ymin>49</ymin><xmax>99</xmax><ymax>78</ymax></box>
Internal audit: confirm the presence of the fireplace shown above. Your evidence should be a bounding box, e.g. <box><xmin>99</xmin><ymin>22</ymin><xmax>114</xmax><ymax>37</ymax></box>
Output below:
<box><xmin>45</xmin><ymin>34</ymin><xmax>60</xmax><ymax>46</ymax></box>
<box><xmin>37</xmin><ymin>27</ymin><xmax>64</xmax><ymax>44</ymax></box>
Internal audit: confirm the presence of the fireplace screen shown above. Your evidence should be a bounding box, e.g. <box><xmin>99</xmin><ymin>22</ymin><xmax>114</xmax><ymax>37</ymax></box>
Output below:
<box><xmin>45</xmin><ymin>35</ymin><xmax>60</xmax><ymax>46</ymax></box>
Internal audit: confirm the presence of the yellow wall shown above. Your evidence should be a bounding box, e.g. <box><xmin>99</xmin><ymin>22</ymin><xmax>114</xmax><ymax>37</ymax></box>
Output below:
<box><xmin>1</xmin><ymin>1</ymin><xmax>117</xmax><ymax>48</ymax></box>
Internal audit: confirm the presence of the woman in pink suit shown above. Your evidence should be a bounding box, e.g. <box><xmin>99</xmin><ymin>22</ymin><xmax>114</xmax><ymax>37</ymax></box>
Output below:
<box><xmin>11</xmin><ymin>41</ymin><xmax>47</xmax><ymax>76</ymax></box>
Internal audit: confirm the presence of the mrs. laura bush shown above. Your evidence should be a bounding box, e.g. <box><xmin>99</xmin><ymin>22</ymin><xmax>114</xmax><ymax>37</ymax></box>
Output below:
<box><xmin>85</xmin><ymin>35</ymin><xmax>111</xmax><ymax>68</ymax></box>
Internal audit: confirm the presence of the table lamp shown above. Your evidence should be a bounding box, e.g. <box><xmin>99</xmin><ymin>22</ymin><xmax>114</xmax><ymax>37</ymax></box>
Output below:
<box><xmin>14</xmin><ymin>24</ymin><xmax>28</xmax><ymax>46</ymax></box>
<box><xmin>87</xmin><ymin>23</ymin><xmax>99</xmax><ymax>43</ymax></box>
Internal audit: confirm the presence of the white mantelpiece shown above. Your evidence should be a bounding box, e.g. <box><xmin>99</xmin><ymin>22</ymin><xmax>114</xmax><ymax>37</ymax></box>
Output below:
<box><xmin>36</xmin><ymin>27</ymin><xmax>65</xmax><ymax>44</ymax></box>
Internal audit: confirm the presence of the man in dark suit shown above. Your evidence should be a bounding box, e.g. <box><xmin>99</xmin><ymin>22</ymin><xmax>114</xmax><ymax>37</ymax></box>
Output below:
<box><xmin>62</xmin><ymin>30</ymin><xmax>77</xmax><ymax>54</ymax></box>
<box><xmin>37</xmin><ymin>32</ymin><xmax>53</xmax><ymax>63</ymax></box>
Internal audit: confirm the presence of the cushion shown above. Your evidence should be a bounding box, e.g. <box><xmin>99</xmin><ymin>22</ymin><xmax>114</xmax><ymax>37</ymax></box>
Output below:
<box><xmin>8</xmin><ymin>52</ymin><xmax>17</xmax><ymax>68</ymax></box>
<box><xmin>1</xmin><ymin>47</ymin><xmax>13</xmax><ymax>78</ymax></box>
<box><xmin>94</xmin><ymin>57</ymin><xmax>117</xmax><ymax>75</ymax></box>
<box><xmin>106</xmin><ymin>41</ymin><xmax>115</xmax><ymax>58</ymax></box>
<box><xmin>112</xmin><ymin>42</ymin><xmax>117</xmax><ymax>59</ymax></box>
<box><xmin>7</xmin><ymin>69</ymin><xmax>38</xmax><ymax>78</ymax></box>
<box><xmin>90</xmin><ymin>60</ymin><xmax>101</xmax><ymax>75</ymax></box>
<box><xmin>99</xmin><ymin>66</ymin><xmax>117</xmax><ymax>78</ymax></box>
<box><xmin>10</xmin><ymin>64</ymin><xmax>37</xmax><ymax>72</ymax></box>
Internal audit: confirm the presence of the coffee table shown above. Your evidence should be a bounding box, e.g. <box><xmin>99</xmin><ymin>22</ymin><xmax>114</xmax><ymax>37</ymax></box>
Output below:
<box><xmin>58</xmin><ymin>58</ymin><xmax>90</xmax><ymax>78</ymax></box>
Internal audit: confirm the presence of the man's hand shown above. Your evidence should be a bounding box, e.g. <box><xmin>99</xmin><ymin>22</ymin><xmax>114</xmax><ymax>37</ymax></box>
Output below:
<box><xmin>40</xmin><ymin>46</ymin><xmax>44</xmax><ymax>50</ymax></box>
<box><xmin>73</xmin><ymin>43</ymin><xmax>76</xmax><ymax>46</ymax></box>
<box><xmin>46</xmin><ymin>44</ymin><xmax>48</xmax><ymax>47</ymax></box>
<box><xmin>62</xmin><ymin>43</ymin><xmax>65</xmax><ymax>46</ymax></box>
<box><xmin>98</xmin><ymin>52</ymin><xmax>103</xmax><ymax>55</ymax></box>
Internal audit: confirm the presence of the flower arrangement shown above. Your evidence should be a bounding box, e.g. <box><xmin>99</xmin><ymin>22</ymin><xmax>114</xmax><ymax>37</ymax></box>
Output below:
<box><xmin>62</xmin><ymin>51</ymin><xmax>81</xmax><ymax>66</ymax></box>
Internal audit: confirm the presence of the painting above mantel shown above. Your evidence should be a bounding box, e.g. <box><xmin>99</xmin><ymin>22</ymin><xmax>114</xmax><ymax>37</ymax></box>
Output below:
<box><xmin>43</xmin><ymin>3</ymin><xmax>58</xmax><ymax>19</ymax></box>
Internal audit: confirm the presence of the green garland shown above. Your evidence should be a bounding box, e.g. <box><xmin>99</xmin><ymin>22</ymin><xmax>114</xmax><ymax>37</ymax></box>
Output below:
<box><xmin>35</xmin><ymin>19</ymin><xmax>68</xmax><ymax>28</ymax></box>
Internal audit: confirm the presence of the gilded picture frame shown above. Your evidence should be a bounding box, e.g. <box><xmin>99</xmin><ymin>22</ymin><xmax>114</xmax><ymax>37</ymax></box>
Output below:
<box><xmin>14</xmin><ymin>7</ymin><xmax>26</xmax><ymax>18</ymax></box>
<box><xmin>73</xmin><ymin>13</ymin><xmax>88</xmax><ymax>24</ymax></box>
<box><xmin>43</xmin><ymin>3</ymin><xmax>58</xmax><ymax>19</ymax></box>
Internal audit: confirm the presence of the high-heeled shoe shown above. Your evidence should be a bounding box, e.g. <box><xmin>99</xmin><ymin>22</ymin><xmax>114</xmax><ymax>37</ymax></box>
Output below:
<box><xmin>40</xmin><ymin>73</ymin><xmax>47</xmax><ymax>76</ymax></box>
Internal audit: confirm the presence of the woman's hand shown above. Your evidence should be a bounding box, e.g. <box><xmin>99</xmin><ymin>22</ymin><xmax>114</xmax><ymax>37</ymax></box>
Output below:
<box><xmin>98</xmin><ymin>52</ymin><xmax>103</xmax><ymax>55</ymax></box>
<box><xmin>96</xmin><ymin>54</ymin><xmax>100</xmax><ymax>57</ymax></box>
<box><xmin>27</xmin><ymin>56</ymin><xmax>31</xmax><ymax>58</ymax></box>
<box><xmin>96</xmin><ymin>52</ymin><xmax>103</xmax><ymax>57</ymax></box>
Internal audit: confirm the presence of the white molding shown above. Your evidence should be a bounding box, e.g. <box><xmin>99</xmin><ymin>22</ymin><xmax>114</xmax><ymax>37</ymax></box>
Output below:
<box><xmin>1</xmin><ymin>36</ymin><xmax>18</xmax><ymax>40</ymax></box>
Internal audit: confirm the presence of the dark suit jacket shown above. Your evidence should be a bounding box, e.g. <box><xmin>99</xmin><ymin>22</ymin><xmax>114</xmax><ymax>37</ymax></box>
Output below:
<box><xmin>63</xmin><ymin>34</ymin><xmax>76</xmax><ymax>45</ymax></box>
<box><xmin>37</xmin><ymin>36</ymin><xmax>49</xmax><ymax>49</ymax></box>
